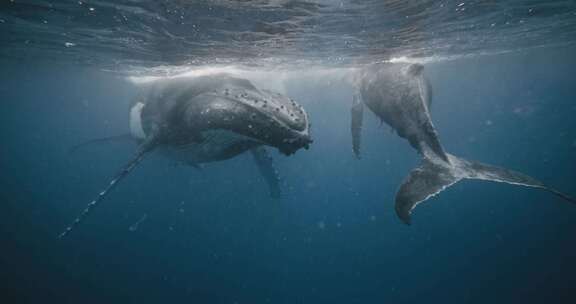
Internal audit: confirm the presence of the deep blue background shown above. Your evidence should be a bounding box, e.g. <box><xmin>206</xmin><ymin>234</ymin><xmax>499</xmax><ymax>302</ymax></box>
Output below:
<box><xmin>1</xmin><ymin>46</ymin><xmax>575</xmax><ymax>303</ymax></box>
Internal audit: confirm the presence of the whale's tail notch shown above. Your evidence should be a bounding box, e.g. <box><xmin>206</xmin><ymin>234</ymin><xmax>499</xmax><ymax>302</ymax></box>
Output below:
<box><xmin>395</xmin><ymin>153</ymin><xmax>576</xmax><ymax>225</ymax></box>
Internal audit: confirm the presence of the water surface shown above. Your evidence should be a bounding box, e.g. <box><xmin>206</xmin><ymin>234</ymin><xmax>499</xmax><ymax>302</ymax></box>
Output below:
<box><xmin>1</xmin><ymin>1</ymin><xmax>576</xmax><ymax>303</ymax></box>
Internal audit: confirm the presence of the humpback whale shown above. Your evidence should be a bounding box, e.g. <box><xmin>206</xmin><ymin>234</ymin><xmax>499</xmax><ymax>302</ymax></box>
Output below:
<box><xmin>351</xmin><ymin>62</ymin><xmax>575</xmax><ymax>224</ymax></box>
<box><xmin>60</xmin><ymin>74</ymin><xmax>312</xmax><ymax>238</ymax></box>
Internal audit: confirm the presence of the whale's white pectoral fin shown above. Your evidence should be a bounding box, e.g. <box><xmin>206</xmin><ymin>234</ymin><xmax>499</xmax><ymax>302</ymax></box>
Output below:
<box><xmin>130</xmin><ymin>102</ymin><xmax>146</xmax><ymax>139</ymax></box>
<box><xmin>59</xmin><ymin>136</ymin><xmax>158</xmax><ymax>238</ymax></box>
<box><xmin>351</xmin><ymin>94</ymin><xmax>364</xmax><ymax>159</ymax></box>
<box><xmin>251</xmin><ymin>147</ymin><xmax>281</xmax><ymax>198</ymax></box>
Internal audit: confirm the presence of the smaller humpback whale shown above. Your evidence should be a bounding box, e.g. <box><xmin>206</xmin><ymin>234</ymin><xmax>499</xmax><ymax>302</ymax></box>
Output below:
<box><xmin>351</xmin><ymin>62</ymin><xmax>575</xmax><ymax>224</ymax></box>
<box><xmin>60</xmin><ymin>74</ymin><xmax>312</xmax><ymax>238</ymax></box>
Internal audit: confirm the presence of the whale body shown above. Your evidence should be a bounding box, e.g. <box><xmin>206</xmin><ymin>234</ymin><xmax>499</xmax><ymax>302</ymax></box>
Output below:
<box><xmin>352</xmin><ymin>63</ymin><xmax>575</xmax><ymax>224</ymax></box>
<box><xmin>60</xmin><ymin>74</ymin><xmax>312</xmax><ymax>237</ymax></box>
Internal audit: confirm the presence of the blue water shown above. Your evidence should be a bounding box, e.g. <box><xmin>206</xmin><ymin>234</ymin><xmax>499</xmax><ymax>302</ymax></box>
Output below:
<box><xmin>2</xmin><ymin>1</ymin><xmax>576</xmax><ymax>304</ymax></box>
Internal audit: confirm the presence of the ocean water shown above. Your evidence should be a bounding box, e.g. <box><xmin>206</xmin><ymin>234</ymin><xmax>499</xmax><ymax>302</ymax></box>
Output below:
<box><xmin>1</xmin><ymin>1</ymin><xmax>576</xmax><ymax>303</ymax></box>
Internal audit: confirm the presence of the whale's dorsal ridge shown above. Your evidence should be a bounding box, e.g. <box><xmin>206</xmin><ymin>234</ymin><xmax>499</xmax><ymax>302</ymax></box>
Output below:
<box><xmin>407</xmin><ymin>63</ymin><xmax>424</xmax><ymax>76</ymax></box>
<box><xmin>351</xmin><ymin>94</ymin><xmax>364</xmax><ymax>159</ymax></box>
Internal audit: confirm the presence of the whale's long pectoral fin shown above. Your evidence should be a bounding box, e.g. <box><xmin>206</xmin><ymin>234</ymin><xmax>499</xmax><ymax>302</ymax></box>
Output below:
<box><xmin>68</xmin><ymin>134</ymin><xmax>134</xmax><ymax>155</ymax></box>
<box><xmin>351</xmin><ymin>94</ymin><xmax>364</xmax><ymax>159</ymax></box>
<box><xmin>395</xmin><ymin>154</ymin><xmax>576</xmax><ymax>225</ymax></box>
<box><xmin>251</xmin><ymin>147</ymin><xmax>281</xmax><ymax>198</ymax></box>
<box><xmin>59</xmin><ymin>137</ymin><xmax>157</xmax><ymax>238</ymax></box>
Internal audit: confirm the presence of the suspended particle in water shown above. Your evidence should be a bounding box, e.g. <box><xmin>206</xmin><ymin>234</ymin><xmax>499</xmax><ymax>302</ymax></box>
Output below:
<box><xmin>129</xmin><ymin>214</ymin><xmax>148</xmax><ymax>232</ymax></box>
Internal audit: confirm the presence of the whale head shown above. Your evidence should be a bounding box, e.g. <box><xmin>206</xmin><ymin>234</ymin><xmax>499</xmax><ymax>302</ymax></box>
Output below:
<box><xmin>161</xmin><ymin>74</ymin><xmax>313</xmax><ymax>155</ymax></box>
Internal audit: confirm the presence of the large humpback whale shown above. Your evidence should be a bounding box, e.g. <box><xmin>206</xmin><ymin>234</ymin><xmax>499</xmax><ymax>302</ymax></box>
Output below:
<box><xmin>60</xmin><ymin>74</ymin><xmax>312</xmax><ymax>237</ymax></box>
<box><xmin>351</xmin><ymin>62</ymin><xmax>575</xmax><ymax>224</ymax></box>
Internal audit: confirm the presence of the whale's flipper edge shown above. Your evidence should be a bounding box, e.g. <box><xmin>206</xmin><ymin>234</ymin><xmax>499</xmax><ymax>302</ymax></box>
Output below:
<box><xmin>251</xmin><ymin>147</ymin><xmax>281</xmax><ymax>198</ymax></box>
<box><xmin>68</xmin><ymin>134</ymin><xmax>134</xmax><ymax>155</ymax></box>
<box><xmin>395</xmin><ymin>154</ymin><xmax>576</xmax><ymax>225</ymax></box>
<box><xmin>351</xmin><ymin>94</ymin><xmax>364</xmax><ymax>159</ymax></box>
<box><xmin>59</xmin><ymin>137</ymin><xmax>157</xmax><ymax>238</ymax></box>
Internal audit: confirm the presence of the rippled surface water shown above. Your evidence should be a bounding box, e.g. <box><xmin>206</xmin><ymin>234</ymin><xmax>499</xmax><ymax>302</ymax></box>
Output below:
<box><xmin>2</xmin><ymin>2</ymin><xmax>576</xmax><ymax>304</ymax></box>
<box><xmin>2</xmin><ymin>0</ymin><xmax>576</xmax><ymax>70</ymax></box>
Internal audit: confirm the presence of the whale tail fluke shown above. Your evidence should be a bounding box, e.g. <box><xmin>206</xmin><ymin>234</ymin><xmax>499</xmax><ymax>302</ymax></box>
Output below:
<box><xmin>395</xmin><ymin>154</ymin><xmax>576</xmax><ymax>225</ymax></box>
<box><xmin>59</xmin><ymin>138</ymin><xmax>157</xmax><ymax>238</ymax></box>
